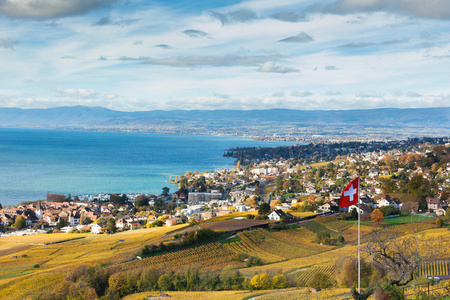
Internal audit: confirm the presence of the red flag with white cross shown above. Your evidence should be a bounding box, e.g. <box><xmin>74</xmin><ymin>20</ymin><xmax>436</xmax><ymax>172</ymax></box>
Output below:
<box><xmin>339</xmin><ymin>177</ymin><xmax>359</xmax><ymax>207</ymax></box>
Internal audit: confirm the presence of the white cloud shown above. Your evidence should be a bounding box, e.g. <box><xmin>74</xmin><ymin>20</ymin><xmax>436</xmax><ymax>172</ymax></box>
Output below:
<box><xmin>306</xmin><ymin>0</ymin><xmax>450</xmax><ymax>20</ymax></box>
<box><xmin>291</xmin><ymin>89</ymin><xmax>313</xmax><ymax>97</ymax></box>
<box><xmin>258</xmin><ymin>61</ymin><xmax>299</xmax><ymax>73</ymax></box>
<box><xmin>0</xmin><ymin>0</ymin><xmax>448</xmax><ymax>112</ymax></box>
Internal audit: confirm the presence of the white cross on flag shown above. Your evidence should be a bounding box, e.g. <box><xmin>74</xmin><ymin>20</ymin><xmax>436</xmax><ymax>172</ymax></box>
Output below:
<box><xmin>339</xmin><ymin>177</ymin><xmax>359</xmax><ymax>207</ymax></box>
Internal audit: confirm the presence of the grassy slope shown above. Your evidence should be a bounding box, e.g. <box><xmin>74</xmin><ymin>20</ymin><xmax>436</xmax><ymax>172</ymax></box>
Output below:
<box><xmin>1</xmin><ymin>217</ymin><xmax>449</xmax><ymax>299</ymax></box>
<box><xmin>0</xmin><ymin>226</ymin><xmax>185</xmax><ymax>285</ymax></box>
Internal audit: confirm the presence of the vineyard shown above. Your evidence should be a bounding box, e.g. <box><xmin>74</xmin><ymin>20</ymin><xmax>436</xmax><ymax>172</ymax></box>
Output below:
<box><xmin>416</xmin><ymin>260</ymin><xmax>450</xmax><ymax>277</ymax></box>
<box><xmin>271</xmin><ymin>227</ymin><xmax>335</xmax><ymax>251</ymax></box>
<box><xmin>239</xmin><ymin>228</ymin><xmax>322</xmax><ymax>259</ymax></box>
<box><xmin>223</xmin><ymin>239</ymin><xmax>284</xmax><ymax>264</ymax></box>
<box><xmin>0</xmin><ymin>271</ymin><xmax>66</xmax><ymax>300</ymax></box>
<box><xmin>201</xmin><ymin>211</ymin><xmax>258</xmax><ymax>223</ymax></box>
<box><xmin>0</xmin><ymin>226</ymin><xmax>179</xmax><ymax>278</ymax></box>
<box><xmin>299</xmin><ymin>221</ymin><xmax>338</xmax><ymax>236</ymax></box>
<box><xmin>110</xmin><ymin>227</ymin><xmax>335</xmax><ymax>272</ymax></box>
<box><xmin>314</xmin><ymin>215</ymin><xmax>353</xmax><ymax>232</ymax></box>
<box><xmin>110</xmin><ymin>242</ymin><xmax>241</xmax><ymax>272</ymax></box>
<box><xmin>287</xmin><ymin>265</ymin><xmax>336</xmax><ymax>286</ymax></box>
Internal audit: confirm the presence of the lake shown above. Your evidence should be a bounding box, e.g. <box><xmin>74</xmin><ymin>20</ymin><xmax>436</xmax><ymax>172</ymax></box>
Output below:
<box><xmin>0</xmin><ymin>128</ymin><xmax>296</xmax><ymax>206</ymax></box>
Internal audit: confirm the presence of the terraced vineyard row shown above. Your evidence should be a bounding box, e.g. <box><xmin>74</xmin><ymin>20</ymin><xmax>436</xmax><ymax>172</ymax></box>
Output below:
<box><xmin>110</xmin><ymin>243</ymin><xmax>239</xmax><ymax>272</ymax></box>
<box><xmin>288</xmin><ymin>265</ymin><xmax>336</xmax><ymax>286</ymax></box>
<box><xmin>417</xmin><ymin>260</ymin><xmax>450</xmax><ymax>277</ymax></box>
<box><xmin>299</xmin><ymin>221</ymin><xmax>339</xmax><ymax>237</ymax></box>
<box><xmin>240</xmin><ymin>228</ymin><xmax>320</xmax><ymax>259</ymax></box>
<box><xmin>223</xmin><ymin>240</ymin><xmax>284</xmax><ymax>263</ymax></box>
<box><xmin>271</xmin><ymin>228</ymin><xmax>335</xmax><ymax>251</ymax></box>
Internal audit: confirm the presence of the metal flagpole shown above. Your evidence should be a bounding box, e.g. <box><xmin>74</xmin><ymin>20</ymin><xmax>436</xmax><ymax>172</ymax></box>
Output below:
<box><xmin>358</xmin><ymin>177</ymin><xmax>361</xmax><ymax>293</ymax></box>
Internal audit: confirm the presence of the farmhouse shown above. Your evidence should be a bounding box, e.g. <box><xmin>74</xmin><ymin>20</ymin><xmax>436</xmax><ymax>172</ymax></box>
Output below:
<box><xmin>267</xmin><ymin>210</ymin><xmax>293</xmax><ymax>221</ymax></box>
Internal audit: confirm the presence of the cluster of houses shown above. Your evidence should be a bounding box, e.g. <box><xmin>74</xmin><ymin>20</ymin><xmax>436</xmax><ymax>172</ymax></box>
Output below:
<box><xmin>0</xmin><ymin>200</ymin><xmax>150</xmax><ymax>234</ymax></box>
<box><xmin>317</xmin><ymin>194</ymin><xmax>448</xmax><ymax>216</ymax></box>
<box><xmin>1</xmin><ymin>141</ymin><xmax>449</xmax><ymax>235</ymax></box>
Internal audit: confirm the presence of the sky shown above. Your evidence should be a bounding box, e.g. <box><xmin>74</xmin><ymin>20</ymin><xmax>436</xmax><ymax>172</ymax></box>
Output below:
<box><xmin>0</xmin><ymin>0</ymin><xmax>449</xmax><ymax>111</ymax></box>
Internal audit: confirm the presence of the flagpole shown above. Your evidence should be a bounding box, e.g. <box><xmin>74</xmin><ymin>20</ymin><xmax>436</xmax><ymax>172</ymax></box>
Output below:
<box><xmin>358</xmin><ymin>177</ymin><xmax>361</xmax><ymax>293</ymax></box>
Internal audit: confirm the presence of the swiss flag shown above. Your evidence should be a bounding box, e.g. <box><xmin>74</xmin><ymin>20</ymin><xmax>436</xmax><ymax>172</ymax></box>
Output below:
<box><xmin>339</xmin><ymin>177</ymin><xmax>359</xmax><ymax>207</ymax></box>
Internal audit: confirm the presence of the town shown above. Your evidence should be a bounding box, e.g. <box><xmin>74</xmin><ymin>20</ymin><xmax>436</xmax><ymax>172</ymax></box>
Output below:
<box><xmin>1</xmin><ymin>137</ymin><xmax>449</xmax><ymax>237</ymax></box>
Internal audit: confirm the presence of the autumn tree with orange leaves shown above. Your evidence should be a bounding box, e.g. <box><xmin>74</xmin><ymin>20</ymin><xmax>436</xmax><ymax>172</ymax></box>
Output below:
<box><xmin>371</xmin><ymin>208</ymin><xmax>384</xmax><ymax>225</ymax></box>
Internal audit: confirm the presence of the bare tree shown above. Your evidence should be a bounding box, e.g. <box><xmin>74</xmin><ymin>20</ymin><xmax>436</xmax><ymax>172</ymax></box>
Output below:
<box><xmin>364</xmin><ymin>227</ymin><xmax>444</xmax><ymax>286</ymax></box>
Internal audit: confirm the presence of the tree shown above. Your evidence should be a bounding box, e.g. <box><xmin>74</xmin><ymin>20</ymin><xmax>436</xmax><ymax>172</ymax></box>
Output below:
<box><xmin>418</xmin><ymin>195</ymin><xmax>427</xmax><ymax>212</ymax></box>
<box><xmin>162</xmin><ymin>187</ymin><xmax>170</xmax><ymax>196</ymax></box>
<box><xmin>157</xmin><ymin>273</ymin><xmax>173</xmax><ymax>291</ymax></box>
<box><xmin>381</xmin><ymin>179</ymin><xmax>397</xmax><ymax>194</ymax></box>
<box><xmin>310</xmin><ymin>272</ymin><xmax>333</xmax><ymax>290</ymax></box>
<box><xmin>47</xmin><ymin>193</ymin><xmax>67</xmax><ymax>202</ymax></box>
<box><xmin>350</xmin><ymin>207</ymin><xmax>358</xmax><ymax>220</ymax></box>
<box><xmin>258</xmin><ymin>203</ymin><xmax>270</xmax><ymax>216</ymax></box>
<box><xmin>106</xmin><ymin>218</ymin><xmax>117</xmax><ymax>234</ymax></box>
<box><xmin>134</xmin><ymin>195</ymin><xmax>149</xmax><ymax>207</ymax></box>
<box><xmin>82</xmin><ymin>217</ymin><xmax>92</xmax><ymax>225</ymax></box>
<box><xmin>56</xmin><ymin>218</ymin><xmax>68</xmax><ymax>230</ymax></box>
<box><xmin>13</xmin><ymin>215</ymin><xmax>26</xmax><ymax>229</ymax></box>
<box><xmin>250</xmin><ymin>273</ymin><xmax>271</xmax><ymax>290</ymax></box>
<box><xmin>371</xmin><ymin>209</ymin><xmax>384</xmax><ymax>225</ymax></box>
<box><xmin>282</xmin><ymin>181</ymin><xmax>290</xmax><ymax>191</ymax></box>
<box><xmin>364</xmin><ymin>227</ymin><xmax>445</xmax><ymax>287</ymax></box>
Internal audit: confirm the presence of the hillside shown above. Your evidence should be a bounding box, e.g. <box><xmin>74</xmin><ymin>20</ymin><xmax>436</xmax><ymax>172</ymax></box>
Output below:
<box><xmin>0</xmin><ymin>106</ymin><xmax>448</xmax><ymax>137</ymax></box>
<box><xmin>1</xmin><ymin>216</ymin><xmax>449</xmax><ymax>299</ymax></box>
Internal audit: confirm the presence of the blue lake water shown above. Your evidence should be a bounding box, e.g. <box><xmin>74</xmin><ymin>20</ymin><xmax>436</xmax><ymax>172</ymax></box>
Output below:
<box><xmin>0</xmin><ymin>128</ymin><xmax>296</xmax><ymax>206</ymax></box>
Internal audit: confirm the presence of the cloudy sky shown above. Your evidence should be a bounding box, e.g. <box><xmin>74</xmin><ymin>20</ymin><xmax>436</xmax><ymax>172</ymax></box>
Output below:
<box><xmin>0</xmin><ymin>0</ymin><xmax>449</xmax><ymax>111</ymax></box>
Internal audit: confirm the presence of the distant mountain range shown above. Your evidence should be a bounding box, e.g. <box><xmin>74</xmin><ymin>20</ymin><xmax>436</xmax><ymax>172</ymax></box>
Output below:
<box><xmin>0</xmin><ymin>106</ymin><xmax>448</xmax><ymax>137</ymax></box>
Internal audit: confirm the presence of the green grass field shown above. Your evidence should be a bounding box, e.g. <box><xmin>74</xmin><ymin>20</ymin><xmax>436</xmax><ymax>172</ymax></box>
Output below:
<box><xmin>384</xmin><ymin>214</ymin><xmax>436</xmax><ymax>224</ymax></box>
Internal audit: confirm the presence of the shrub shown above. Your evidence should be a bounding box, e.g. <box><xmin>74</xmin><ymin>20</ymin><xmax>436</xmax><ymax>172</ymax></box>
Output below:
<box><xmin>436</xmin><ymin>218</ymin><xmax>444</xmax><ymax>227</ymax></box>
<box><xmin>373</xmin><ymin>283</ymin><xmax>404</xmax><ymax>300</ymax></box>
<box><xmin>309</xmin><ymin>272</ymin><xmax>333</xmax><ymax>291</ymax></box>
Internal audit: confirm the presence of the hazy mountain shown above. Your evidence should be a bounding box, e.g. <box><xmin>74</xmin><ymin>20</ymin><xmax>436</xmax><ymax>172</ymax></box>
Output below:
<box><xmin>0</xmin><ymin>106</ymin><xmax>448</xmax><ymax>134</ymax></box>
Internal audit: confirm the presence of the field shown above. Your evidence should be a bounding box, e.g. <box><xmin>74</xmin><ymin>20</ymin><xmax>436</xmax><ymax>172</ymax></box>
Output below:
<box><xmin>416</xmin><ymin>260</ymin><xmax>450</xmax><ymax>277</ymax></box>
<box><xmin>287</xmin><ymin>265</ymin><xmax>337</xmax><ymax>286</ymax></box>
<box><xmin>384</xmin><ymin>214</ymin><xmax>437</xmax><ymax>224</ymax></box>
<box><xmin>0</xmin><ymin>226</ymin><xmax>183</xmax><ymax>280</ymax></box>
<box><xmin>1</xmin><ymin>216</ymin><xmax>450</xmax><ymax>299</ymax></box>
<box><xmin>286</xmin><ymin>211</ymin><xmax>320</xmax><ymax>218</ymax></box>
<box><xmin>201</xmin><ymin>211</ymin><xmax>258</xmax><ymax>223</ymax></box>
<box><xmin>112</xmin><ymin>227</ymin><xmax>334</xmax><ymax>272</ymax></box>
<box><xmin>201</xmin><ymin>219</ymin><xmax>273</xmax><ymax>232</ymax></box>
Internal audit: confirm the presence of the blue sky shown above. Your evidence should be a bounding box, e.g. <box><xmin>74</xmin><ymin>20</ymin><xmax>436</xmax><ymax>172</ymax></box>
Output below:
<box><xmin>0</xmin><ymin>0</ymin><xmax>449</xmax><ymax>111</ymax></box>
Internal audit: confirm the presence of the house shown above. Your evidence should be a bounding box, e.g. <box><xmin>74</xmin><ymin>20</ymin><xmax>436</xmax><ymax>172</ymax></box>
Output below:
<box><xmin>116</xmin><ymin>218</ymin><xmax>126</xmax><ymax>229</ymax></box>
<box><xmin>68</xmin><ymin>211</ymin><xmax>81</xmax><ymax>227</ymax></box>
<box><xmin>202</xmin><ymin>211</ymin><xmax>215</xmax><ymax>220</ymax></box>
<box><xmin>60</xmin><ymin>226</ymin><xmax>73</xmax><ymax>233</ymax></box>
<box><xmin>377</xmin><ymin>195</ymin><xmax>392</xmax><ymax>208</ymax></box>
<box><xmin>318</xmin><ymin>202</ymin><xmax>332</xmax><ymax>213</ymax></box>
<box><xmin>348</xmin><ymin>203</ymin><xmax>372</xmax><ymax>215</ymax></box>
<box><xmin>426</xmin><ymin>198</ymin><xmax>441</xmax><ymax>212</ymax></box>
<box><xmin>436</xmin><ymin>206</ymin><xmax>448</xmax><ymax>216</ymax></box>
<box><xmin>91</xmin><ymin>224</ymin><xmax>102</xmax><ymax>234</ymax></box>
<box><xmin>267</xmin><ymin>210</ymin><xmax>293</xmax><ymax>221</ymax></box>
<box><xmin>127</xmin><ymin>222</ymin><xmax>140</xmax><ymax>230</ymax></box>
<box><xmin>165</xmin><ymin>217</ymin><xmax>182</xmax><ymax>226</ymax></box>
<box><xmin>360</xmin><ymin>195</ymin><xmax>377</xmax><ymax>208</ymax></box>
<box><xmin>215</xmin><ymin>210</ymin><xmax>230</xmax><ymax>217</ymax></box>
